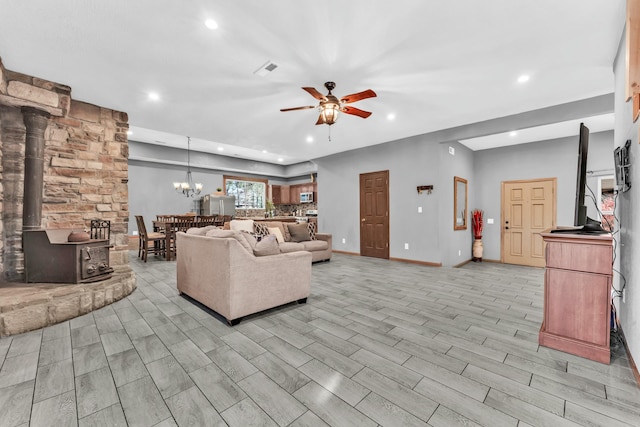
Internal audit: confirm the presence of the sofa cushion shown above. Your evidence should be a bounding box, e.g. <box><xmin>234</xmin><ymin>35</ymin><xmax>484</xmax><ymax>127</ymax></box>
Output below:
<box><xmin>253</xmin><ymin>234</ymin><xmax>280</xmax><ymax>257</ymax></box>
<box><xmin>205</xmin><ymin>229</ymin><xmax>237</xmax><ymax>238</ymax></box>
<box><xmin>263</xmin><ymin>221</ymin><xmax>290</xmax><ymax>242</ymax></box>
<box><xmin>186</xmin><ymin>225</ymin><xmax>219</xmax><ymax>235</ymax></box>
<box><xmin>268</xmin><ymin>227</ymin><xmax>285</xmax><ymax>243</ymax></box>
<box><xmin>205</xmin><ymin>229</ymin><xmax>254</xmax><ymax>254</ymax></box>
<box><xmin>278</xmin><ymin>242</ymin><xmax>305</xmax><ymax>253</ymax></box>
<box><xmin>300</xmin><ymin>240</ymin><xmax>328</xmax><ymax>251</ymax></box>
<box><xmin>230</xmin><ymin>219</ymin><xmax>254</xmax><ymax>233</ymax></box>
<box><xmin>241</xmin><ymin>232</ymin><xmax>258</xmax><ymax>250</ymax></box>
<box><xmin>288</xmin><ymin>223</ymin><xmax>312</xmax><ymax>242</ymax></box>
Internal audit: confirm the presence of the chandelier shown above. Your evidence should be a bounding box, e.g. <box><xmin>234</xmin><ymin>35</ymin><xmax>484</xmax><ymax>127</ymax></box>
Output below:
<box><xmin>173</xmin><ymin>136</ymin><xmax>203</xmax><ymax>197</ymax></box>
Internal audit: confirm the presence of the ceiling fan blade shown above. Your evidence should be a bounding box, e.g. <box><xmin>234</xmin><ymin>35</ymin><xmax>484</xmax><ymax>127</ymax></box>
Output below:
<box><xmin>302</xmin><ymin>87</ymin><xmax>327</xmax><ymax>101</ymax></box>
<box><xmin>341</xmin><ymin>105</ymin><xmax>372</xmax><ymax>119</ymax></box>
<box><xmin>340</xmin><ymin>89</ymin><xmax>377</xmax><ymax>104</ymax></box>
<box><xmin>315</xmin><ymin>114</ymin><xmax>325</xmax><ymax>125</ymax></box>
<box><xmin>280</xmin><ymin>106</ymin><xmax>316</xmax><ymax>112</ymax></box>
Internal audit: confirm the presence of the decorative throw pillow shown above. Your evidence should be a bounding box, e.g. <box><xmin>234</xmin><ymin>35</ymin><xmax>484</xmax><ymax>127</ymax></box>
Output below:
<box><xmin>253</xmin><ymin>234</ymin><xmax>280</xmax><ymax>256</ymax></box>
<box><xmin>230</xmin><ymin>219</ymin><xmax>254</xmax><ymax>233</ymax></box>
<box><xmin>254</xmin><ymin>222</ymin><xmax>270</xmax><ymax>238</ymax></box>
<box><xmin>263</xmin><ymin>221</ymin><xmax>289</xmax><ymax>242</ymax></box>
<box><xmin>307</xmin><ymin>222</ymin><xmax>317</xmax><ymax>240</ymax></box>
<box><xmin>288</xmin><ymin>223</ymin><xmax>311</xmax><ymax>242</ymax></box>
<box><xmin>267</xmin><ymin>227</ymin><xmax>285</xmax><ymax>244</ymax></box>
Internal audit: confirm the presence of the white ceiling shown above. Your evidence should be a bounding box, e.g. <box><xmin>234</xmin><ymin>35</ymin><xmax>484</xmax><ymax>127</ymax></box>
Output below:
<box><xmin>0</xmin><ymin>1</ymin><xmax>626</xmax><ymax>164</ymax></box>
<box><xmin>459</xmin><ymin>113</ymin><xmax>616</xmax><ymax>151</ymax></box>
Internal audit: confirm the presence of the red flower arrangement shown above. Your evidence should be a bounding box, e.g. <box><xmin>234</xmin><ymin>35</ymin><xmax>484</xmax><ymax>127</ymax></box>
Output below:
<box><xmin>471</xmin><ymin>209</ymin><xmax>484</xmax><ymax>239</ymax></box>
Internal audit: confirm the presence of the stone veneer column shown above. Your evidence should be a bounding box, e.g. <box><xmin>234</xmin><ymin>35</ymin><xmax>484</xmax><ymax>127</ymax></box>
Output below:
<box><xmin>21</xmin><ymin>107</ymin><xmax>50</xmax><ymax>230</ymax></box>
<box><xmin>0</xmin><ymin>106</ymin><xmax>26</xmax><ymax>280</ymax></box>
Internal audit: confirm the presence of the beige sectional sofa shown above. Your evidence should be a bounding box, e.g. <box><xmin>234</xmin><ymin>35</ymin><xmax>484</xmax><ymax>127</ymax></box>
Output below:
<box><xmin>231</xmin><ymin>219</ymin><xmax>332</xmax><ymax>263</ymax></box>
<box><xmin>176</xmin><ymin>228</ymin><xmax>312</xmax><ymax>325</ymax></box>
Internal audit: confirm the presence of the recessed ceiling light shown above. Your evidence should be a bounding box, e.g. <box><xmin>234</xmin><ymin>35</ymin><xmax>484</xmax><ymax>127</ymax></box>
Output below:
<box><xmin>262</xmin><ymin>150</ymin><xmax>268</xmax><ymax>154</ymax></box>
<box><xmin>217</xmin><ymin>147</ymin><xmax>224</xmax><ymax>151</ymax></box>
<box><xmin>205</xmin><ymin>19</ymin><xmax>218</xmax><ymax>30</ymax></box>
<box><xmin>148</xmin><ymin>92</ymin><xmax>160</xmax><ymax>101</ymax></box>
<box><xmin>387</xmin><ymin>113</ymin><xmax>396</xmax><ymax>121</ymax></box>
<box><xmin>277</xmin><ymin>158</ymin><xmax>284</xmax><ymax>162</ymax></box>
<box><xmin>306</xmin><ymin>136</ymin><xmax>314</xmax><ymax>143</ymax></box>
<box><xmin>517</xmin><ymin>75</ymin><xmax>530</xmax><ymax>83</ymax></box>
<box><xmin>509</xmin><ymin>131</ymin><xmax>518</xmax><ymax>137</ymax></box>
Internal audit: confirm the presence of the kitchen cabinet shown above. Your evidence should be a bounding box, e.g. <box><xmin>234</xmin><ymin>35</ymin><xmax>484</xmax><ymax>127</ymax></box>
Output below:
<box><xmin>271</xmin><ymin>185</ymin><xmax>290</xmax><ymax>205</ymax></box>
<box><xmin>538</xmin><ymin>231</ymin><xmax>613</xmax><ymax>364</ymax></box>
<box><xmin>290</xmin><ymin>185</ymin><xmax>300</xmax><ymax>204</ymax></box>
<box><xmin>272</xmin><ymin>182</ymin><xmax>317</xmax><ymax>205</ymax></box>
<box><xmin>281</xmin><ymin>185</ymin><xmax>290</xmax><ymax>204</ymax></box>
<box><xmin>271</xmin><ymin>185</ymin><xmax>281</xmax><ymax>204</ymax></box>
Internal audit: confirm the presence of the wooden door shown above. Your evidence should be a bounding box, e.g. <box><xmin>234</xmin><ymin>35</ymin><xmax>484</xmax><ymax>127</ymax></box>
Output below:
<box><xmin>360</xmin><ymin>170</ymin><xmax>389</xmax><ymax>259</ymax></box>
<box><xmin>501</xmin><ymin>178</ymin><xmax>556</xmax><ymax>267</ymax></box>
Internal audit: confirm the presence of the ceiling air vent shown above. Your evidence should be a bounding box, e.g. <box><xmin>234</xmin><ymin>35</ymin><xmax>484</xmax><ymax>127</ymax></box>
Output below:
<box><xmin>254</xmin><ymin>60</ymin><xmax>278</xmax><ymax>77</ymax></box>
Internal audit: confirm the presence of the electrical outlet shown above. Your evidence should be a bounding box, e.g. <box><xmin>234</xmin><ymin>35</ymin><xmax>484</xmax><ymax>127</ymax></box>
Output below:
<box><xmin>487</xmin><ymin>218</ymin><xmax>494</xmax><ymax>224</ymax></box>
<box><xmin>404</xmin><ymin>243</ymin><xmax>409</xmax><ymax>250</ymax></box>
<box><xmin>342</xmin><ymin>238</ymin><xmax>346</xmax><ymax>244</ymax></box>
<box><xmin>418</xmin><ymin>206</ymin><xmax>422</xmax><ymax>213</ymax></box>
<box><xmin>449</xmin><ymin>146</ymin><xmax>455</xmax><ymax>155</ymax></box>
<box><xmin>458</xmin><ymin>250</ymin><xmax>461</xmax><ymax>256</ymax></box>
<box><xmin>132</xmin><ymin>231</ymin><xmax>138</xmax><ymax>236</ymax></box>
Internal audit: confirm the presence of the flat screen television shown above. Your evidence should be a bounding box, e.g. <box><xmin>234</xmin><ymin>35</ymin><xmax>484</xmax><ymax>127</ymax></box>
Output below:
<box><xmin>551</xmin><ymin>123</ymin><xmax>607</xmax><ymax>234</ymax></box>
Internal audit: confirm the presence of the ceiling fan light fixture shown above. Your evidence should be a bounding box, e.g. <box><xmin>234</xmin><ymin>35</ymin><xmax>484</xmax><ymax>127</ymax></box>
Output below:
<box><xmin>281</xmin><ymin>81</ymin><xmax>376</xmax><ymax>127</ymax></box>
<box><xmin>320</xmin><ymin>102</ymin><xmax>340</xmax><ymax>125</ymax></box>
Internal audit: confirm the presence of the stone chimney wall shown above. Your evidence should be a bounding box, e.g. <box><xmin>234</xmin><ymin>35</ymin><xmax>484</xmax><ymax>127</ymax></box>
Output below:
<box><xmin>0</xmin><ymin>57</ymin><xmax>130</xmax><ymax>281</ymax></box>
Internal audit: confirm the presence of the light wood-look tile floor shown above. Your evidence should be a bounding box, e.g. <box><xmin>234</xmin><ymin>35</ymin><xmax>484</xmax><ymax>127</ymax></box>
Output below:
<box><xmin>1</xmin><ymin>252</ymin><xmax>639</xmax><ymax>426</ymax></box>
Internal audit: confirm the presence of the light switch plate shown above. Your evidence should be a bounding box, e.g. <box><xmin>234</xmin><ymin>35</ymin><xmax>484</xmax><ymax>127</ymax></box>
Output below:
<box><xmin>418</xmin><ymin>206</ymin><xmax>422</xmax><ymax>213</ymax></box>
<box><xmin>449</xmin><ymin>147</ymin><xmax>455</xmax><ymax>155</ymax></box>
<box><xmin>487</xmin><ymin>218</ymin><xmax>494</xmax><ymax>224</ymax></box>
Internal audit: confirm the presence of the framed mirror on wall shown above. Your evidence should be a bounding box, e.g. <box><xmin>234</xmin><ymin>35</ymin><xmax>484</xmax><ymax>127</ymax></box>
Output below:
<box><xmin>454</xmin><ymin>176</ymin><xmax>468</xmax><ymax>230</ymax></box>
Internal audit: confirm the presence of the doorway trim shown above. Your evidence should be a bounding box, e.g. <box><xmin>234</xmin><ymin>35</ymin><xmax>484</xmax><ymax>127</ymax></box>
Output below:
<box><xmin>500</xmin><ymin>177</ymin><xmax>557</xmax><ymax>265</ymax></box>
<box><xmin>359</xmin><ymin>170</ymin><xmax>390</xmax><ymax>259</ymax></box>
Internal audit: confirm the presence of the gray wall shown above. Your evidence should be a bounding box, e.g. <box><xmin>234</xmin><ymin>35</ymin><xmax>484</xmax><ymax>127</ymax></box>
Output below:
<box><xmin>129</xmin><ymin>95</ymin><xmax>615</xmax><ymax>268</ymax></box>
<box><xmin>474</xmin><ymin>130</ymin><xmax>614</xmax><ymax>261</ymax></box>
<box><xmin>128</xmin><ymin>141</ymin><xmax>314</xmax><ymax>233</ymax></box>
<box><xmin>317</xmin><ymin>135</ymin><xmax>443</xmax><ymax>262</ymax></box>
<box><xmin>613</xmin><ymin>27</ymin><xmax>639</xmax><ymax>368</ymax></box>
<box><xmin>315</xmin><ymin>135</ymin><xmax>475</xmax><ymax>266</ymax></box>
<box><xmin>437</xmin><ymin>141</ymin><xmax>476</xmax><ymax>266</ymax></box>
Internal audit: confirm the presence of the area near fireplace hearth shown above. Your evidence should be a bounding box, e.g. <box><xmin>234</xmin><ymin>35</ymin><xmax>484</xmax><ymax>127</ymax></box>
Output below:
<box><xmin>0</xmin><ymin>57</ymin><xmax>135</xmax><ymax>336</ymax></box>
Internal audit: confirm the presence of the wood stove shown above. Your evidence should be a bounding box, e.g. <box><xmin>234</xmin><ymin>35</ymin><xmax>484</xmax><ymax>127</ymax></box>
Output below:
<box><xmin>23</xmin><ymin>229</ymin><xmax>113</xmax><ymax>283</ymax></box>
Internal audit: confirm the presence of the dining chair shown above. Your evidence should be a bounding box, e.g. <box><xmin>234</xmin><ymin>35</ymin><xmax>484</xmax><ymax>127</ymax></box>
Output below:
<box><xmin>135</xmin><ymin>215</ymin><xmax>166</xmax><ymax>262</ymax></box>
<box><xmin>198</xmin><ymin>215</ymin><xmax>217</xmax><ymax>227</ymax></box>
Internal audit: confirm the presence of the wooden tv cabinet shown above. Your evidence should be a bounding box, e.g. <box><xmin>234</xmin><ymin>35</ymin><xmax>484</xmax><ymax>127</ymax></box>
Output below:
<box><xmin>539</xmin><ymin>231</ymin><xmax>613</xmax><ymax>364</ymax></box>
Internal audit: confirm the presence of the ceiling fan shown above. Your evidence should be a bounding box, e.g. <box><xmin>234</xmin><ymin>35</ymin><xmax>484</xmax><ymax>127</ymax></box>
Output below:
<box><xmin>280</xmin><ymin>82</ymin><xmax>377</xmax><ymax>126</ymax></box>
